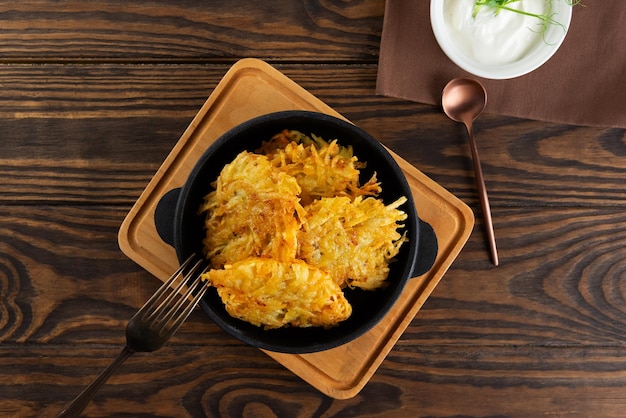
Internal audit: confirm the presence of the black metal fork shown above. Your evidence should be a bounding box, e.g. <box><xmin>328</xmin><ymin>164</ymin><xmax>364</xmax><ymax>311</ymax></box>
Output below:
<box><xmin>58</xmin><ymin>255</ymin><xmax>208</xmax><ymax>417</ymax></box>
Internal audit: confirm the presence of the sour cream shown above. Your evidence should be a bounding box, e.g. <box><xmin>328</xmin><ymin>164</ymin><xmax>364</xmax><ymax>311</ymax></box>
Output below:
<box><xmin>443</xmin><ymin>0</ymin><xmax>549</xmax><ymax>65</ymax></box>
<box><xmin>430</xmin><ymin>0</ymin><xmax>571</xmax><ymax>79</ymax></box>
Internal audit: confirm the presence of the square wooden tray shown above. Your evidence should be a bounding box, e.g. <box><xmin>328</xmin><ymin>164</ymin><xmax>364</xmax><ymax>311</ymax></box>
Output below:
<box><xmin>118</xmin><ymin>58</ymin><xmax>474</xmax><ymax>399</ymax></box>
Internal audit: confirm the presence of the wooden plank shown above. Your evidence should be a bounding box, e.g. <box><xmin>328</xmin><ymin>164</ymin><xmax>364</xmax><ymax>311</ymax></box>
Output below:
<box><xmin>0</xmin><ymin>205</ymin><xmax>229</xmax><ymax>346</ymax></box>
<box><xmin>416</xmin><ymin>205</ymin><xmax>626</xmax><ymax>347</ymax></box>
<box><xmin>2</xmin><ymin>345</ymin><xmax>625</xmax><ymax>417</ymax></box>
<box><xmin>0</xmin><ymin>0</ymin><xmax>384</xmax><ymax>62</ymax></box>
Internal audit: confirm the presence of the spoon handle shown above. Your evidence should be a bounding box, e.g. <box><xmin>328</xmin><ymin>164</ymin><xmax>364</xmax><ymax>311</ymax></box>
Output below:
<box><xmin>466</xmin><ymin>124</ymin><xmax>499</xmax><ymax>266</ymax></box>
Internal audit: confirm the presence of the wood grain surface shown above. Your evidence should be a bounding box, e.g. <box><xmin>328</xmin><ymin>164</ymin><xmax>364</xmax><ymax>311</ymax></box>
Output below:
<box><xmin>1</xmin><ymin>1</ymin><xmax>625</xmax><ymax>417</ymax></box>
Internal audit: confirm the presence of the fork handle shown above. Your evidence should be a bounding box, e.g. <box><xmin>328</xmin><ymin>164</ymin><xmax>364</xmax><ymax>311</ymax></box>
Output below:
<box><xmin>58</xmin><ymin>345</ymin><xmax>135</xmax><ymax>418</ymax></box>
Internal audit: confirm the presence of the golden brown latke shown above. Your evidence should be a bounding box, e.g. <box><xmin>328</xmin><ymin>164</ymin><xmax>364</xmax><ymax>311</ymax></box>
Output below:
<box><xmin>199</xmin><ymin>130</ymin><xmax>408</xmax><ymax>329</ymax></box>
<box><xmin>202</xmin><ymin>258</ymin><xmax>352</xmax><ymax>329</ymax></box>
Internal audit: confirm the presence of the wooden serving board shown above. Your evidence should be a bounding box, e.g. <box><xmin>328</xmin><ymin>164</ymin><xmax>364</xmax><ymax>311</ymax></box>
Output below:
<box><xmin>118</xmin><ymin>58</ymin><xmax>474</xmax><ymax>399</ymax></box>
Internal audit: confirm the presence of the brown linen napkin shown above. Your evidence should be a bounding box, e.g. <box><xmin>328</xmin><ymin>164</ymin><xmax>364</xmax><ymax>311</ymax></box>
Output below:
<box><xmin>376</xmin><ymin>0</ymin><xmax>626</xmax><ymax>129</ymax></box>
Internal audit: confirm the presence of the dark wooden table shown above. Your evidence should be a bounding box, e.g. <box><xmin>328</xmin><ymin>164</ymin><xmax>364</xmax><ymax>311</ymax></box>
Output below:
<box><xmin>1</xmin><ymin>2</ymin><xmax>625</xmax><ymax>417</ymax></box>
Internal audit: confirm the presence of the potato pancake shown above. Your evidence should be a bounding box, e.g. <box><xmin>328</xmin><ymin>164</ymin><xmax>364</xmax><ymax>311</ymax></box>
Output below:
<box><xmin>261</xmin><ymin>130</ymin><xmax>380</xmax><ymax>205</ymax></box>
<box><xmin>202</xmin><ymin>258</ymin><xmax>352</xmax><ymax>329</ymax></box>
<box><xmin>199</xmin><ymin>152</ymin><xmax>304</xmax><ymax>269</ymax></box>
<box><xmin>298</xmin><ymin>195</ymin><xmax>408</xmax><ymax>290</ymax></box>
<box><xmin>200</xmin><ymin>130</ymin><xmax>408</xmax><ymax>329</ymax></box>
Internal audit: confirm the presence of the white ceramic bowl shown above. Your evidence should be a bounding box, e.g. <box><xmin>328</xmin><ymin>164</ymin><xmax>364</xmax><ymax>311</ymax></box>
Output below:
<box><xmin>430</xmin><ymin>0</ymin><xmax>572</xmax><ymax>79</ymax></box>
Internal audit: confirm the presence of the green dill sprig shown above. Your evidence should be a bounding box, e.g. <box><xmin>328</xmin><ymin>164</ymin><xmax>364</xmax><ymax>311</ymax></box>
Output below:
<box><xmin>472</xmin><ymin>0</ymin><xmax>582</xmax><ymax>38</ymax></box>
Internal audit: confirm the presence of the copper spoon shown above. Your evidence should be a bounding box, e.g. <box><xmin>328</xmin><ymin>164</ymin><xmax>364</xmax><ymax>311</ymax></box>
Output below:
<box><xmin>442</xmin><ymin>78</ymin><xmax>498</xmax><ymax>266</ymax></box>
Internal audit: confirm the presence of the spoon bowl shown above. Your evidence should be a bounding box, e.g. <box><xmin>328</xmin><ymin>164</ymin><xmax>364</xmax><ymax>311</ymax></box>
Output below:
<box><xmin>442</xmin><ymin>78</ymin><xmax>498</xmax><ymax>266</ymax></box>
<box><xmin>442</xmin><ymin>78</ymin><xmax>487</xmax><ymax>125</ymax></box>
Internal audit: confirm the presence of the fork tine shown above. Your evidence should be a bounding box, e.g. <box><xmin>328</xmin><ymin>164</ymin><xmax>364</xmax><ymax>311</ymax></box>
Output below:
<box><xmin>151</xmin><ymin>261</ymin><xmax>205</xmax><ymax>326</ymax></box>
<box><xmin>147</xmin><ymin>258</ymin><xmax>204</xmax><ymax>324</ymax></box>
<box><xmin>139</xmin><ymin>254</ymin><xmax>196</xmax><ymax>319</ymax></box>
<box><xmin>174</xmin><ymin>273</ymin><xmax>209</xmax><ymax>319</ymax></box>
<box><xmin>159</xmin><ymin>272</ymin><xmax>210</xmax><ymax>339</ymax></box>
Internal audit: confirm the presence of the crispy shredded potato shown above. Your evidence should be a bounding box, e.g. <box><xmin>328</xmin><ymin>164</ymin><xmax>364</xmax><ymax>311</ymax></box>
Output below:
<box><xmin>200</xmin><ymin>130</ymin><xmax>408</xmax><ymax>329</ymax></box>
<box><xmin>202</xmin><ymin>258</ymin><xmax>352</xmax><ymax>329</ymax></box>
<box><xmin>199</xmin><ymin>152</ymin><xmax>303</xmax><ymax>269</ymax></box>
<box><xmin>260</xmin><ymin>130</ymin><xmax>381</xmax><ymax>206</ymax></box>
<box><xmin>298</xmin><ymin>195</ymin><xmax>408</xmax><ymax>290</ymax></box>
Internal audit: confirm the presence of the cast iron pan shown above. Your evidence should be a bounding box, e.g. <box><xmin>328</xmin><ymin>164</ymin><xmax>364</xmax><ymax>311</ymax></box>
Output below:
<box><xmin>155</xmin><ymin>111</ymin><xmax>438</xmax><ymax>353</ymax></box>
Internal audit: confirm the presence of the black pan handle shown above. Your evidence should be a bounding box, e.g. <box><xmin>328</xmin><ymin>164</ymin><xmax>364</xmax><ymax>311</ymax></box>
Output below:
<box><xmin>412</xmin><ymin>219</ymin><xmax>438</xmax><ymax>277</ymax></box>
<box><xmin>154</xmin><ymin>188</ymin><xmax>181</xmax><ymax>247</ymax></box>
